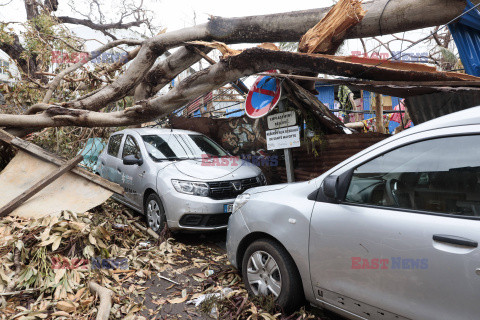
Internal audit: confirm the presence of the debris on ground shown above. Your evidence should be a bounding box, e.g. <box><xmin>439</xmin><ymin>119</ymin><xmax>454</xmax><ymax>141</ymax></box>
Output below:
<box><xmin>0</xmin><ymin>200</ymin><xmax>332</xmax><ymax>319</ymax></box>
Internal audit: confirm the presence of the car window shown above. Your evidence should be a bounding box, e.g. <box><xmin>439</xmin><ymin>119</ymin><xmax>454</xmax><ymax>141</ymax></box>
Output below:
<box><xmin>142</xmin><ymin>134</ymin><xmax>189</xmax><ymax>161</ymax></box>
<box><xmin>345</xmin><ymin>135</ymin><xmax>480</xmax><ymax>217</ymax></box>
<box><xmin>107</xmin><ymin>134</ymin><xmax>122</xmax><ymax>157</ymax></box>
<box><xmin>122</xmin><ymin>135</ymin><xmax>141</xmax><ymax>159</ymax></box>
<box><xmin>178</xmin><ymin>134</ymin><xmax>229</xmax><ymax>158</ymax></box>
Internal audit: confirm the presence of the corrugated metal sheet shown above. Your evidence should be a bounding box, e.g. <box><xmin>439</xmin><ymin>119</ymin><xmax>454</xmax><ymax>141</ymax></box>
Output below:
<box><xmin>449</xmin><ymin>0</ymin><xmax>480</xmax><ymax>76</ymax></box>
<box><xmin>314</xmin><ymin>84</ymin><xmax>335</xmax><ymax>109</ymax></box>
<box><xmin>405</xmin><ymin>91</ymin><xmax>480</xmax><ymax>124</ymax></box>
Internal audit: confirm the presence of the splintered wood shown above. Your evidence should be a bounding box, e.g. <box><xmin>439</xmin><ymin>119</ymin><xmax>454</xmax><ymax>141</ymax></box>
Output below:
<box><xmin>187</xmin><ymin>41</ymin><xmax>278</xmax><ymax>58</ymax></box>
<box><xmin>299</xmin><ymin>0</ymin><xmax>366</xmax><ymax>54</ymax></box>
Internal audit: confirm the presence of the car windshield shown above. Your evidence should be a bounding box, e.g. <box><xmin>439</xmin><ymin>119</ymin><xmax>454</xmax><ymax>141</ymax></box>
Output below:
<box><xmin>142</xmin><ymin>134</ymin><xmax>228</xmax><ymax>161</ymax></box>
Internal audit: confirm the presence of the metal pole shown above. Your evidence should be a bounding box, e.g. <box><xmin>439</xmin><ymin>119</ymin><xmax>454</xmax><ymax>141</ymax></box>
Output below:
<box><xmin>278</xmin><ymin>100</ymin><xmax>295</xmax><ymax>183</ymax></box>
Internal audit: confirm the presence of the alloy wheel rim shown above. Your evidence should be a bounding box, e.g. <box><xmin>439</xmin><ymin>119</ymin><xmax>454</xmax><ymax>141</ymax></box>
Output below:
<box><xmin>246</xmin><ymin>250</ymin><xmax>282</xmax><ymax>297</ymax></box>
<box><xmin>146</xmin><ymin>199</ymin><xmax>161</xmax><ymax>232</ymax></box>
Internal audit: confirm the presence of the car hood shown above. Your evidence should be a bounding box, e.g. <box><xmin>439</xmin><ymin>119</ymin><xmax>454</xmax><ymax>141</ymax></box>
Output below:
<box><xmin>247</xmin><ymin>179</ymin><xmax>316</xmax><ymax>195</ymax></box>
<box><xmin>171</xmin><ymin>159</ymin><xmax>261</xmax><ymax>180</ymax></box>
<box><xmin>246</xmin><ymin>182</ymin><xmax>292</xmax><ymax>194</ymax></box>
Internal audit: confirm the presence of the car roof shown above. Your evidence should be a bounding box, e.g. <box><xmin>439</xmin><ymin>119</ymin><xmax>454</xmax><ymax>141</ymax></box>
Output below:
<box><xmin>112</xmin><ymin>127</ymin><xmax>201</xmax><ymax>136</ymax></box>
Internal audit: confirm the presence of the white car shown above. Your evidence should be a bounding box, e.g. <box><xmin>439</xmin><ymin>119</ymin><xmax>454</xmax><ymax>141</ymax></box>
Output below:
<box><xmin>96</xmin><ymin>128</ymin><xmax>266</xmax><ymax>232</ymax></box>
<box><xmin>227</xmin><ymin>106</ymin><xmax>480</xmax><ymax>319</ymax></box>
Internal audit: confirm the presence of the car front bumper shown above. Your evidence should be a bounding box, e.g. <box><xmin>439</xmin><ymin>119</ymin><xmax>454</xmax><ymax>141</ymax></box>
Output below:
<box><xmin>226</xmin><ymin>208</ymin><xmax>251</xmax><ymax>269</ymax></box>
<box><xmin>161</xmin><ymin>190</ymin><xmax>236</xmax><ymax>231</ymax></box>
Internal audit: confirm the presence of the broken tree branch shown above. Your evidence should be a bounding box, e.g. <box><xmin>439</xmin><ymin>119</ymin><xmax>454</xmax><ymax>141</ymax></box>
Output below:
<box><xmin>134</xmin><ymin>46</ymin><xmax>211</xmax><ymax>101</ymax></box>
<box><xmin>299</xmin><ymin>0</ymin><xmax>366</xmax><ymax>54</ymax></box>
<box><xmin>89</xmin><ymin>282</ymin><xmax>113</xmax><ymax>320</ymax></box>
<box><xmin>2</xmin><ymin>47</ymin><xmax>479</xmax><ymax>130</ymax></box>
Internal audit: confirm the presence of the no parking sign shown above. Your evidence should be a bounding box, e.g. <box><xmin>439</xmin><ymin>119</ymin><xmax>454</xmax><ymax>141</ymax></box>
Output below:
<box><xmin>245</xmin><ymin>76</ymin><xmax>282</xmax><ymax>118</ymax></box>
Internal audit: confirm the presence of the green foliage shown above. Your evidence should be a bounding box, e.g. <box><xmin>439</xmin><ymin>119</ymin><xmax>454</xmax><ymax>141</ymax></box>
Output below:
<box><xmin>310</xmin><ymin>133</ymin><xmax>327</xmax><ymax>157</ymax></box>
<box><xmin>0</xmin><ymin>10</ymin><xmax>130</xmax><ymax>110</ymax></box>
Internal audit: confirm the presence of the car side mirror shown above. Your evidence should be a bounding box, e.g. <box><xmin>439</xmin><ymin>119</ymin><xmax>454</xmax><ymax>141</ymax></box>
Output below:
<box><xmin>323</xmin><ymin>175</ymin><xmax>339</xmax><ymax>200</ymax></box>
<box><xmin>123</xmin><ymin>155</ymin><xmax>143</xmax><ymax>166</ymax></box>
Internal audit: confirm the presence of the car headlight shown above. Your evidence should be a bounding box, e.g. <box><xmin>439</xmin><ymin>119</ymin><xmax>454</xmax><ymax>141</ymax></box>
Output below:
<box><xmin>233</xmin><ymin>193</ymin><xmax>250</xmax><ymax>213</ymax></box>
<box><xmin>171</xmin><ymin>179</ymin><xmax>209</xmax><ymax>197</ymax></box>
<box><xmin>256</xmin><ymin>172</ymin><xmax>267</xmax><ymax>185</ymax></box>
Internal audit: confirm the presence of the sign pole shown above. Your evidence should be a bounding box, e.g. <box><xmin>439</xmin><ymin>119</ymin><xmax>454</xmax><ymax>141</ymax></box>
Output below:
<box><xmin>278</xmin><ymin>101</ymin><xmax>295</xmax><ymax>183</ymax></box>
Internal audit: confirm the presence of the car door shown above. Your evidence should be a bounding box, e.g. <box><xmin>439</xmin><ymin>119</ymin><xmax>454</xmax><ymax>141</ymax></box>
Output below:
<box><xmin>100</xmin><ymin>134</ymin><xmax>123</xmax><ymax>185</ymax></box>
<box><xmin>119</xmin><ymin>134</ymin><xmax>145</xmax><ymax>210</ymax></box>
<box><xmin>309</xmin><ymin>133</ymin><xmax>480</xmax><ymax>320</ymax></box>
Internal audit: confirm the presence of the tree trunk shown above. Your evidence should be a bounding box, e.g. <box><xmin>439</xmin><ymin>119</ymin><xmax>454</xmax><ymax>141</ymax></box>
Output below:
<box><xmin>375</xmin><ymin>93</ymin><xmax>384</xmax><ymax>133</ymax></box>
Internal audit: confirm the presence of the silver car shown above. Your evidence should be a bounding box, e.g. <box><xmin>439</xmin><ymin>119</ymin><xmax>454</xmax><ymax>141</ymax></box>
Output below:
<box><xmin>96</xmin><ymin>128</ymin><xmax>265</xmax><ymax>232</ymax></box>
<box><xmin>227</xmin><ymin>106</ymin><xmax>480</xmax><ymax>320</ymax></box>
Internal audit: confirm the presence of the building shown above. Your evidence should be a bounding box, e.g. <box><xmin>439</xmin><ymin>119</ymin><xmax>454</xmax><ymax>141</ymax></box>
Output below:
<box><xmin>0</xmin><ymin>59</ymin><xmax>11</xmax><ymax>83</ymax></box>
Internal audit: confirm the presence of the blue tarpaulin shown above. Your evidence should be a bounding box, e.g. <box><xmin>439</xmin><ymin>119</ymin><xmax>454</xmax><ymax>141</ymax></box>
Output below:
<box><xmin>449</xmin><ymin>0</ymin><xmax>480</xmax><ymax>76</ymax></box>
<box><xmin>77</xmin><ymin>138</ymin><xmax>106</xmax><ymax>171</ymax></box>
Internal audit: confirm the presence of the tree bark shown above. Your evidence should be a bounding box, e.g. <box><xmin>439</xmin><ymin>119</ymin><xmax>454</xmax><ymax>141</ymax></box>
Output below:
<box><xmin>133</xmin><ymin>46</ymin><xmax>211</xmax><ymax>101</ymax></box>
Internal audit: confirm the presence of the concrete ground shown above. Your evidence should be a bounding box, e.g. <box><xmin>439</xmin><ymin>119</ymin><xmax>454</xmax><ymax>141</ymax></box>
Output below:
<box><xmin>133</xmin><ymin>228</ymin><xmax>345</xmax><ymax>319</ymax></box>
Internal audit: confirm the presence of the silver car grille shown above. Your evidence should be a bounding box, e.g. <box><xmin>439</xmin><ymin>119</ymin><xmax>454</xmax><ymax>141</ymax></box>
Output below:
<box><xmin>208</xmin><ymin>177</ymin><xmax>262</xmax><ymax>200</ymax></box>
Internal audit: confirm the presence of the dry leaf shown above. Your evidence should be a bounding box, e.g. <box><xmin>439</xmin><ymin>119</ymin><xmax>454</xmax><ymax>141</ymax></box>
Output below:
<box><xmin>56</xmin><ymin>300</ymin><xmax>76</xmax><ymax>313</ymax></box>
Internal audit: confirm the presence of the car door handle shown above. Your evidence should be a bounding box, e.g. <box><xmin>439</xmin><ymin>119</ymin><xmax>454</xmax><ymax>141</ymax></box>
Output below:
<box><xmin>117</xmin><ymin>167</ymin><xmax>122</xmax><ymax>172</ymax></box>
<box><xmin>433</xmin><ymin>234</ymin><xmax>478</xmax><ymax>248</ymax></box>
<box><xmin>101</xmin><ymin>161</ymin><xmax>106</xmax><ymax>165</ymax></box>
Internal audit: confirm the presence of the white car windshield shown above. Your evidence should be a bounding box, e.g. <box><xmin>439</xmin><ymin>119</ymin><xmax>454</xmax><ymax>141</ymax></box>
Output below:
<box><xmin>142</xmin><ymin>134</ymin><xmax>228</xmax><ymax>161</ymax></box>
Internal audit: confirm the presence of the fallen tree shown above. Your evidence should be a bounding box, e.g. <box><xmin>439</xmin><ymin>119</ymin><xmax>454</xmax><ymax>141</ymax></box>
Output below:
<box><xmin>1</xmin><ymin>47</ymin><xmax>478</xmax><ymax>129</ymax></box>
<box><xmin>1</xmin><ymin>0</ymin><xmax>478</xmax><ymax>134</ymax></box>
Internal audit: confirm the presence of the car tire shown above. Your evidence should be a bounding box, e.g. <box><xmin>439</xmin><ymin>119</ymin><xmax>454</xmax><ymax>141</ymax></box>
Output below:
<box><xmin>144</xmin><ymin>193</ymin><xmax>166</xmax><ymax>234</ymax></box>
<box><xmin>242</xmin><ymin>239</ymin><xmax>303</xmax><ymax>313</ymax></box>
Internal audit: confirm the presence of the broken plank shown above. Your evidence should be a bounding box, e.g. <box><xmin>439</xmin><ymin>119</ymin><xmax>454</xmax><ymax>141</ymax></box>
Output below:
<box><xmin>0</xmin><ymin>155</ymin><xmax>83</xmax><ymax>217</ymax></box>
<box><xmin>0</xmin><ymin>129</ymin><xmax>124</xmax><ymax>195</ymax></box>
<box><xmin>0</xmin><ymin>129</ymin><xmax>14</xmax><ymax>144</ymax></box>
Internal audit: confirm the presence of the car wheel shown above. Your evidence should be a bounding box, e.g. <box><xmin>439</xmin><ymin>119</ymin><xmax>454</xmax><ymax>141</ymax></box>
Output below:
<box><xmin>242</xmin><ymin>239</ymin><xmax>303</xmax><ymax>312</ymax></box>
<box><xmin>144</xmin><ymin>193</ymin><xmax>166</xmax><ymax>233</ymax></box>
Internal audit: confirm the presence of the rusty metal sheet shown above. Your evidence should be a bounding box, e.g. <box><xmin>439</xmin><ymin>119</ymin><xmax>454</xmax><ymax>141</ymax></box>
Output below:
<box><xmin>0</xmin><ymin>151</ymin><xmax>112</xmax><ymax>218</ymax></box>
<box><xmin>276</xmin><ymin>133</ymin><xmax>389</xmax><ymax>183</ymax></box>
<box><xmin>405</xmin><ymin>90</ymin><xmax>480</xmax><ymax>124</ymax></box>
